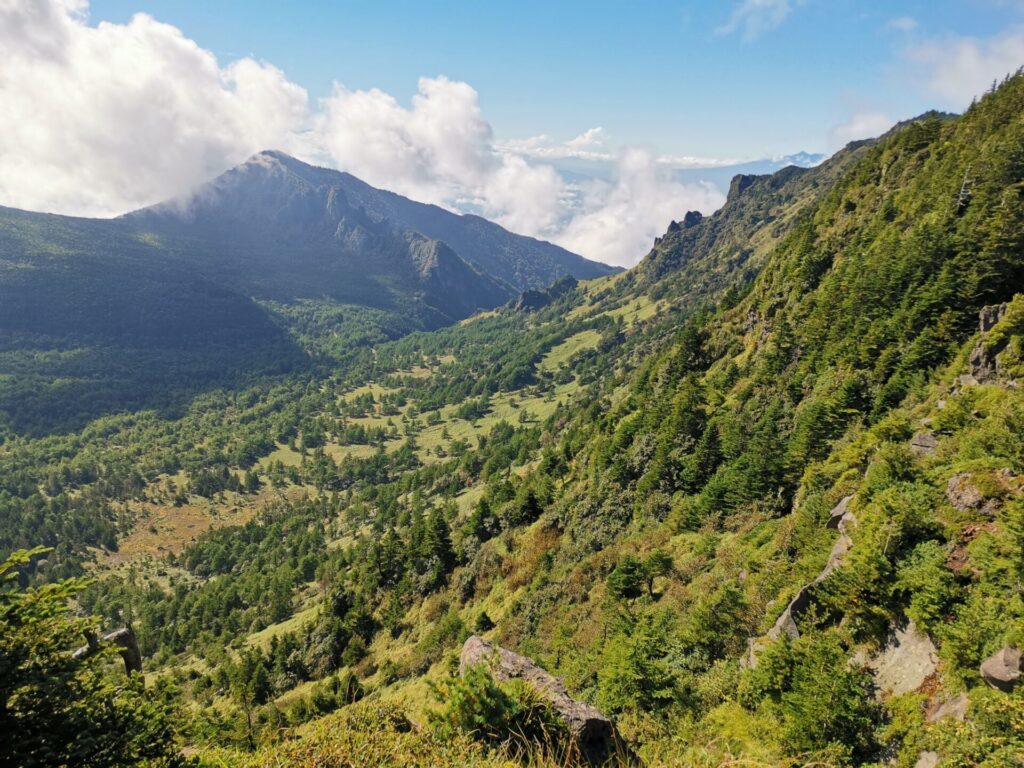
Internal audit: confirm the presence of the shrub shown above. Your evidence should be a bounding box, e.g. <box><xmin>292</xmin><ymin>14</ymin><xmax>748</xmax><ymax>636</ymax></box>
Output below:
<box><xmin>429</xmin><ymin>663</ymin><xmax>567</xmax><ymax>758</ymax></box>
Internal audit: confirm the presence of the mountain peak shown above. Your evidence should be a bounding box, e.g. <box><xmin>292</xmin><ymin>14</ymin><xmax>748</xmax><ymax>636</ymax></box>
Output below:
<box><xmin>128</xmin><ymin>152</ymin><xmax>617</xmax><ymax>290</ymax></box>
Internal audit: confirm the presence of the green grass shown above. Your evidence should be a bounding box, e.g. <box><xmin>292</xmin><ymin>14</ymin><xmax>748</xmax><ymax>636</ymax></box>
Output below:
<box><xmin>538</xmin><ymin>330</ymin><xmax>601</xmax><ymax>371</ymax></box>
<box><xmin>247</xmin><ymin>603</ymin><xmax>321</xmax><ymax>651</ymax></box>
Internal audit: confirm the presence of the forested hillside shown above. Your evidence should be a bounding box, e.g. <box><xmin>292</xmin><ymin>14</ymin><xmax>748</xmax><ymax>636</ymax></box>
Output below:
<box><xmin>3</xmin><ymin>75</ymin><xmax>1024</xmax><ymax>767</ymax></box>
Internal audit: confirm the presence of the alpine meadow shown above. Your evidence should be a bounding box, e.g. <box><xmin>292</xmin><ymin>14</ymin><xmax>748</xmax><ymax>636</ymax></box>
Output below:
<box><xmin>2</xmin><ymin>3</ymin><xmax>1024</xmax><ymax>767</ymax></box>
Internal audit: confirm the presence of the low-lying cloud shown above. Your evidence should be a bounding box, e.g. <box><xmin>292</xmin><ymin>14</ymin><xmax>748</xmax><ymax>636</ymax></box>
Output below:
<box><xmin>0</xmin><ymin>0</ymin><xmax>723</xmax><ymax>267</ymax></box>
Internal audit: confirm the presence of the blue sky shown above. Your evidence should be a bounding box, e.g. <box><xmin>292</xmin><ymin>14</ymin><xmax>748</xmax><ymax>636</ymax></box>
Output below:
<box><xmin>3</xmin><ymin>1</ymin><xmax>1023</xmax><ymax>264</ymax></box>
<box><xmin>87</xmin><ymin>0</ymin><xmax>1024</xmax><ymax>158</ymax></box>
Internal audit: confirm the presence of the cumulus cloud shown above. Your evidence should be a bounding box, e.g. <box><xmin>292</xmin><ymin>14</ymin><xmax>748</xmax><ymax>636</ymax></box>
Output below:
<box><xmin>556</xmin><ymin>150</ymin><xmax>724</xmax><ymax>266</ymax></box>
<box><xmin>0</xmin><ymin>0</ymin><xmax>308</xmax><ymax>216</ymax></box>
<box><xmin>313</xmin><ymin>80</ymin><xmax>722</xmax><ymax>266</ymax></box>
<box><xmin>0</xmin><ymin>0</ymin><xmax>726</xmax><ymax>267</ymax></box>
<box><xmin>906</xmin><ymin>29</ymin><xmax>1024</xmax><ymax>107</ymax></box>
<box><xmin>717</xmin><ymin>0</ymin><xmax>795</xmax><ymax>41</ymax></box>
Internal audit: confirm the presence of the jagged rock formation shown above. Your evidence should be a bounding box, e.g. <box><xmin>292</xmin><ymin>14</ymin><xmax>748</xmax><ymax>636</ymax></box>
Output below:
<box><xmin>511</xmin><ymin>276</ymin><xmax>578</xmax><ymax>313</ymax></box>
<box><xmin>72</xmin><ymin>627</ymin><xmax>143</xmax><ymax>675</ymax></box>
<box><xmin>769</xmin><ymin>497</ymin><xmax>856</xmax><ymax>641</ymax></box>
<box><xmin>979</xmin><ymin>302</ymin><xmax>1009</xmax><ymax>333</ymax></box>
<box><xmin>960</xmin><ymin>303</ymin><xmax>1013</xmax><ymax>386</ymax></box>
<box><xmin>826</xmin><ymin>495</ymin><xmax>854</xmax><ymax>529</ymax></box>
<box><xmin>980</xmin><ymin>646</ymin><xmax>1021</xmax><ymax>692</ymax></box>
<box><xmin>745</xmin><ymin>496</ymin><xmax>857</xmax><ymax>665</ymax></box>
<box><xmin>459</xmin><ymin>635</ymin><xmax>614</xmax><ymax>758</ymax></box>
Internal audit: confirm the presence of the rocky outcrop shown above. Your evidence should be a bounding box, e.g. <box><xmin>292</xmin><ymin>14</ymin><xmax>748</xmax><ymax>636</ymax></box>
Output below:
<box><xmin>979</xmin><ymin>302</ymin><xmax>1009</xmax><ymax>333</ymax></box>
<box><xmin>946</xmin><ymin>469</ymin><xmax>1020</xmax><ymax>515</ymax></box>
<box><xmin>915</xmin><ymin>751</ymin><xmax>939</xmax><ymax>768</ymax></box>
<box><xmin>980</xmin><ymin>646</ymin><xmax>1021</xmax><ymax>692</ymax></box>
<box><xmin>682</xmin><ymin>210</ymin><xmax>703</xmax><ymax>229</ymax></box>
<box><xmin>910</xmin><ymin>431</ymin><xmax>939</xmax><ymax>456</ymax></box>
<box><xmin>747</xmin><ymin>498</ymin><xmax>858</xmax><ymax>662</ymax></box>
<box><xmin>969</xmin><ymin>342</ymin><xmax>1000</xmax><ymax>384</ymax></box>
<box><xmin>946</xmin><ymin>473</ymin><xmax>989</xmax><ymax>513</ymax></box>
<box><xmin>729</xmin><ymin>174</ymin><xmax>756</xmax><ymax>198</ymax></box>
<box><xmin>964</xmin><ymin>303</ymin><xmax>1011</xmax><ymax>384</ymax></box>
<box><xmin>72</xmin><ymin>627</ymin><xmax>143</xmax><ymax>675</ymax></box>
<box><xmin>926</xmin><ymin>692</ymin><xmax>968</xmax><ymax>723</ymax></box>
<box><xmin>513</xmin><ymin>288</ymin><xmax>551</xmax><ymax>312</ymax></box>
<box><xmin>511</xmin><ymin>276</ymin><xmax>578</xmax><ymax>313</ymax></box>
<box><xmin>869</xmin><ymin>621</ymin><xmax>938</xmax><ymax>697</ymax></box>
<box><xmin>460</xmin><ymin>635</ymin><xmax>614</xmax><ymax>759</ymax></box>
<box><xmin>826</xmin><ymin>495</ymin><xmax>854</xmax><ymax>529</ymax></box>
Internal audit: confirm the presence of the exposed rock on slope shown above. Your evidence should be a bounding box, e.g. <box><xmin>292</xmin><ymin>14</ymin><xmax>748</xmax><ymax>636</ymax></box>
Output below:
<box><xmin>460</xmin><ymin>635</ymin><xmax>614</xmax><ymax>757</ymax></box>
<box><xmin>980</xmin><ymin>646</ymin><xmax>1022</xmax><ymax>692</ymax></box>
<box><xmin>868</xmin><ymin>621</ymin><xmax>938</xmax><ymax>697</ymax></box>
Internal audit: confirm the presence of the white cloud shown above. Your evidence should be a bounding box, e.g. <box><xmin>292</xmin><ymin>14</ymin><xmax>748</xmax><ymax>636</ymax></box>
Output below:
<box><xmin>906</xmin><ymin>29</ymin><xmax>1024</xmax><ymax>107</ymax></box>
<box><xmin>656</xmin><ymin>153</ymin><xmax>743</xmax><ymax>168</ymax></box>
<box><xmin>0</xmin><ymin>0</ymin><xmax>727</xmax><ymax>267</ymax></box>
<box><xmin>829</xmin><ymin>111</ymin><xmax>893</xmax><ymax>150</ymax></box>
<box><xmin>565</xmin><ymin>127</ymin><xmax>608</xmax><ymax>150</ymax></box>
<box><xmin>717</xmin><ymin>0</ymin><xmax>795</xmax><ymax>41</ymax></box>
<box><xmin>556</xmin><ymin>150</ymin><xmax>725</xmax><ymax>266</ymax></box>
<box><xmin>0</xmin><ymin>0</ymin><xmax>308</xmax><ymax>216</ymax></box>
<box><xmin>313</xmin><ymin>79</ymin><xmax>722</xmax><ymax>266</ymax></box>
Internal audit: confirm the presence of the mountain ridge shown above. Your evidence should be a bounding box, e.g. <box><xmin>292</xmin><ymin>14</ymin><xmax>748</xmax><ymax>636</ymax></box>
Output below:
<box><xmin>127</xmin><ymin>149</ymin><xmax>618</xmax><ymax>291</ymax></box>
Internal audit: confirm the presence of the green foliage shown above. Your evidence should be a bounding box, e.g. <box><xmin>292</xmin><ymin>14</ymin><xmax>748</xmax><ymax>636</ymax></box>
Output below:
<box><xmin>606</xmin><ymin>550</ymin><xmax>672</xmax><ymax>601</ymax></box>
<box><xmin>597</xmin><ymin>612</ymin><xmax>679</xmax><ymax>716</ymax></box>
<box><xmin>895</xmin><ymin>540</ymin><xmax>960</xmax><ymax>633</ymax></box>
<box><xmin>429</xmin><ymin>663</ymin><xmax>568</xmax><ymax>758</ymax></box>
<box><xmin>7</xmin><ymin>72</ymin><xmax>1024</xmax><ymax>768</ymax></box>
<box><xmin>740</xmin><ymin>634</ymin><xmax>879</xmax><ymax>762</ymax></box>
<box><xmin>0</xmin><ymin>548</ymin><xmax>185</xmax><ymax>767</ymax></box>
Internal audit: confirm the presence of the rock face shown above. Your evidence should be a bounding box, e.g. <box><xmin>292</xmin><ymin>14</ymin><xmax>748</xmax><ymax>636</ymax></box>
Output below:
<box><xmin>915</xmin><ymin>751</ymin><xmax>940</xmax><ymax>768</ymax></box>
<box><xmin>758</xmin><ymin>500</ymin><xmax>857</xmax><ymax>650</ymax></box>
<box><xmin>968</xmin><ymin>303</ymin><xmax>1010</xmax><ymax>383</ymax></box>
<box><xmin>869</xmin><ymin>621</ymin><xmax>938</xmax><ymax>697</ymax></box>
<box><xmin>910</xmin><ymin>431</ymin><xmax>939</xmax><ymax>456</ymax></box>
<box><xmin>460</xmin><ymin>635</ymin><xmax>615</xmax><ymax>759</ymax></box>
<box><xmin>72</xmin><ymin>627</ymin><xmax>143</xmax><ymax>675</ymax></box>
<box><xmin>826</xmin><ymin>495</ymin><xmax>854</xmax><ymax>530</ymax></box>
<box><xmin>980</xmin><ymin>646</ymin><xmax>1022</xmax><ymax>692</ymax></box>
<box><xmin>682</xmin><ymin>210</ymin><xmax>704</xmax><ymax>229</ymax></box>
<box><xmin>979</xmin><ymin>302</ymin><xmax>1009</xmax><ymax>333</ymax></box>
<box><xmin>946</xmin><ymin>473</ymin><xmax>989</xmax><ymax>512</ymax></box>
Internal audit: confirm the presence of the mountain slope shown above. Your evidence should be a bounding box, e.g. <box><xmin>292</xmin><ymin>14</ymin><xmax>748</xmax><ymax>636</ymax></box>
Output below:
<box><xmin>5</xmin><ymin>75</ymin><xmax>1024</xmax><ymax>768</ymax></box>
<box><xmin>129</xmin><ymin>150</ymin><xmax>617</xmax><ymax>291</ymax></box>
<box><xmin>121</xmin><ymin>151</ymin><xmax>512</xmax><ymax>318</ymax></box>
<box><xmin>260</xmin><ymin>150</ymin><xmax>619</xmax><ymax>289</ymax></box>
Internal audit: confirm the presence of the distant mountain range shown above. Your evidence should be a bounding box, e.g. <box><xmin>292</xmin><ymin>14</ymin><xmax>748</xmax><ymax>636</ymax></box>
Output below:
<box><xmin>0</xmin><ymin>151</ymin><xmax>616</xmax><ymax>432</ymax></box>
